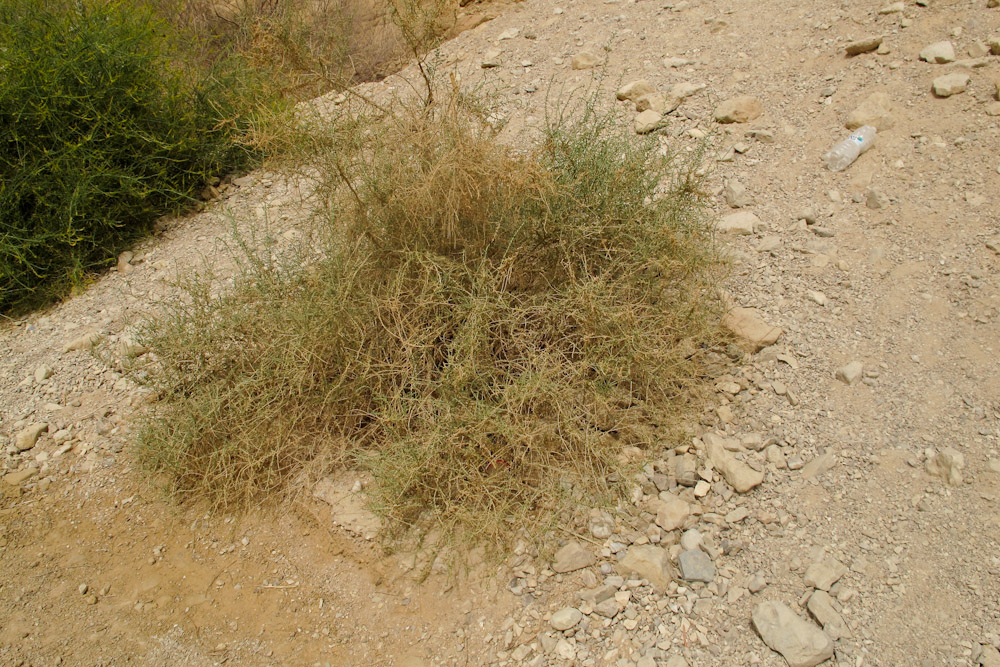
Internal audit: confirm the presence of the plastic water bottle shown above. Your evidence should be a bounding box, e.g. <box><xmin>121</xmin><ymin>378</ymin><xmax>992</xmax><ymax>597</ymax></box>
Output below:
<box><xmin>822</xmin><ymin>126</ymin><xmax>877</xmax><ymax>171</ymax></box>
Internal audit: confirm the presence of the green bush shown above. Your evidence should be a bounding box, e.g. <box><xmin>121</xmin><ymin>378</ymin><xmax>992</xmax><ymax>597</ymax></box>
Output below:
<box><xmin>133</xmin><ymin>92</ymin><xmax>724</xmax><ymax>544</ymax></box>
<box><xmin>0</xmin><ymin>0</ymin><xmax>270</xmax><ymax>311</ymax></box>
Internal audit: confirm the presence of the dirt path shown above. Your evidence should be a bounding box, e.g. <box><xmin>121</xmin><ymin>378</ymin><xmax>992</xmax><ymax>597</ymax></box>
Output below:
<box><xmin>3</xmin><ymin>0</ymin><xmax>1000</xmax><ymax>665</ymax></box>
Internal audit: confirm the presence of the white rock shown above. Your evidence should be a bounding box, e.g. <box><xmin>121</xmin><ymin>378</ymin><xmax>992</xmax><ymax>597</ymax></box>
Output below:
<box><xmin>553</xmin><ymin>638</ymin><xmax>575</xmax><ymax>660</ymax></box>
<box><xmin>654</xmin><ymin>496</ymin><xmax>690</xmax><ymax>531</ymax></box>
<box><xmin>617</xmin><ymin>80</ymin><xmax>656</xmax><ymax>103</ymax></box>
<box><xmin>722</xmin><ymin>307</ymin><xmax>783</xmax><ymax>351</ymax></box>
<box><xmin>807</xmin><ymin>590</ymin><xmax>852</xmax><ymax>640</ymax></box>
<box><xmin>714</xmin><ymin>96</ymin><xmax>763</xmax><ymax>123</ymax></box>
<box><xmin>571</xmin><ymin>51</ymin><xmax>599</xmax><ymax>70</ymax></box>
<box><xmin>752</xmin><ymin>601</ymin><xmax>834</xmax><ymax>667</ymax></box>
<box><xmin>619</xmin><ymin>545</ymin><xmax>675</xmax><ymax>590</ymax></box>
<box><xmin>835</xmin><ymin>361</ymin><xmax>864</xmax><ymax>385</ymax></box>
<box><xmin>920</xmin><ymin>41</ymin><xmax>955</xmax><ymax>63</ymax></box>
<box><xmin>707</xmin><ymin>439</ymin><xmax>764</xmax><ymax>493</ymax></box>
<box><xmin>14</xmin><ymin>423</ymin><xmax>48</xmax><ymax>451</ymax></box>
<box><xmin>925</xmin><ymin>447</ymin><xmax>964</xmax><ymax>485</ymax></box>
<box><xmin>877</xmin><ymin>1</ymin><xmax>904</xmax><ymax>13</ymax></box>
<box><xmin>34</xmin><ymin>364</ymin><xmax>54</xmax><ymax>383</ymax></box>
<box><xmin>803</xmin><ymin>558</ymin><xmax>847</xmax><ymax>591</ymax></box>
<box><xmin>552</xmin><ymin>541</ymin><xmax>596</xmax><ymax>573</ymax></box>
<box><xmin>634</xmin><ymin>110</ymin><xmax>663</xmax><ymax>134</ymax></box>
<box><xmin>932</xmin><ymin>72</ymin><xmax>969</xmax><ymax>97</ymax></box>
<box><xmin>717</xmin><ymin>211</ymin><xmax>759</xmax><ymax>235</ymax></box>
<box><xmin>724</xmin><ymin>180</ymin><xmax>749</xmax><ymax>208</ymax></box>
<box><xmin>63</xmin><ymin>331</ymin><xmax>102</xmax><ymax>353</ymax></box>
<box><xmin>550</xmin><ymin>607</ymin><xmax>583</xmax><ymax>631</ymax></box>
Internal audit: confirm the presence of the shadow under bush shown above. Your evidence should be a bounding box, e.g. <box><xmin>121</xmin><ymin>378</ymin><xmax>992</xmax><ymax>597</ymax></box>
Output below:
<box><xmin>0</xmin><ymin>0</ymin><xmax>272</xmax><ymax>312</ymax></box>
<box><xmin>134</xmin><ymin>92</ymin><xmax>724</xmax><ymax>543</ymax></box>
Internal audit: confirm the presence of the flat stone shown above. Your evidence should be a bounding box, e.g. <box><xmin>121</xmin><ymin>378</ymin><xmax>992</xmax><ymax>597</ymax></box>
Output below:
<box><xmin>801</xmin><ymin>453</ymin><xmax>837</xmax><ymax>480</ymax></box>
<box><xmin>617</xmin><ymin>80</ymin><xmax>656</xmax><ymax>103</ymax></box>
<box><xmin>807</xmin><ymin>590</ymin><xmax>852</xmax><ymax>640</ymax></box>
<box><xmin>669</xmin><ymin>81</ymin><xmax>706</xmax><ymax>100</ymax></box>
<box><xmin>63</xmin><ymin>331</ymin><xmax>102</xmax><ymax>353</ymax></box>
<box><xmin>845</xmin><ymin>36</ymin><xmax>883</xmax><ymax>56</ymax></box>
<box><xmin>678</xmin><ymin>549</ymin><xmax>715</xmax><ymax>582</ymax></box>
<box><xmin>707</xmin><ymin>439</ymin><xmax>764</xmax><ymax>493</ymax></box>
<box><xmin>726</xmin><ymin>507</ymin><xmax>750</xmax><ymax>523</ymax></box>
<box><xmin>593</xmin><ymin>598</ymin><xmax>622</xmax><ymax>618</ymax></box>
<box><xmin>714</xmin><ymin>96</ymin><xmax>763</xmax><ymax>123</ymax></box>
<box><xmin>932</xmin><ymin>72</ymin><xmax>969</xmax><ymax>97</ymax></box>
<box><xmin>835</xmin><ymin>361</ymin><xmax>864</xmax><ymax>385</ymax></box>
<box><xmin>618</xmin><ymin>545</ymin><xmax>676</xmax><ymax>590</ymax></box>
<box><xmin>571</xmin><ymin>51</ymin><xmax>599</xmax><ymax>70</ymax></box>
<box><xmin>723</xmin><ymin>307</ymin><xmax>782</xmax><ymax>352</ymax></box>
<box><xmin>480</xmin><ymin>49</ymin><xmax>502</xmax><ymax>68</ymax></box>
<box><xmin>654</xmin><ymin>496</ymin><xmax>690</xmax><ymax>531</ymax></box>
<box><xmin>986</xmin><ymin>102</ymin><xmax>1000</xmax><ymax>117</ymax></box>
<box><xmin>550</xmin><ymin>607</ymin><xmax>583</xmax><ymax>631</ymax></box>
<box><xmin>635</xmin><ymin>110</ymin><xmax>663</xmax><ymax>134</ymax></box>
<box><xmin>803</xmin><ymin>558</ymin><xmax>847</xmax><ymax>591</ymax></box>
<box><xmin>717</xmin><ymin>211</ymin><xmax>759</xmax><ymax>235</ymax></box>
<box><xmin>920</xmin><ymin>41</ymin><xmax>955</xmax><ymax>63</ymax></box>
<box><xmin>877</xmin><ymin>1</ymin><xmax>904</xmax><ymax>13</ymax></box>
<box><xmin>4</xmin><ymin>467</ymin><xmax>39</xmax><ymax>486</ymax></box>
<box><xmin>753</xmin><ymin>601</ymin><xmax>834</xmax><ymax>667</ymax></box>
<box><xmin>552</xmin><ymin>541</ymin><xmax>596</xmax><ymax>573</ymax></box>
<box><xmin>14</xmin><ymin>423</ymin><xmax>48</xmax><ymax>451</ymax></box>
<box><xmin>846</xmin><ymin>91</ymin><xmax>894</xmax><ymax>130</ymax></box>
<box><xmin>925</xmin><ymin>447</ymin><xmax>964</xmax><ymax>485</ymax></box>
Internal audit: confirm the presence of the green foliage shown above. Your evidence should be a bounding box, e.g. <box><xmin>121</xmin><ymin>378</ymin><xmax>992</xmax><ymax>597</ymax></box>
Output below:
<box><xmin>133</xmin><ymin>91</ymin><xmax>723</xmax><ymax>544</ymax></box>
<box><xmin>0</xmin><ymin>0</ymin><xmax>271</xmax><ymax>311</ymax></box>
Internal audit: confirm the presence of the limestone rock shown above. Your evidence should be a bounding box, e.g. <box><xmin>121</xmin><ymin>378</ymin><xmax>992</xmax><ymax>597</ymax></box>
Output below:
<box><xmin>618</xmin><ymin>545</ymin><xmax>676</xmax><ymax>590</ymax></box>
<box><xmin>920</xmin><ymin>41</ymin><xmax>955</xmax><ymax>63</ymax></box>
<box><xmin>617</xmin><ymin>80</ymin><xmax>656</xmax><ymax>103</ymax></box>
<box><xmin>801</xmin><ymin>453</ymin><xmax>837</xmax><ymax>480</ymax></box>
<box><xmin>14</xmin><ymin>423</ymin><xmax>48</xmax><ymax>451</ymax></box>
<box><xmin>654</xmin><ymin>496</ymin><xmax>690</xmax><ymax>531</ymax></box>
<box><xmin>803</xmin><ymin>558</ymin><xmax>847</xmax><ymax>591</ymax></box>
<box><xmin>4</xmin><ymin>467</ymin><xmax>39</xmax><ymax>486</ymax></box>
<box><xmin>845</xmin><ymin>36</ymin><xmax>883</xmax><ymax>56</ymax></box>
<box><xmin>926</xmin><ymin>447</ymin><xmax>964</xmax><ymax>485</ymax></box>
<box><xmin>707</xmin><ymin>439</ymin><xmax>764</xmax><ymax>493</ymax></box>
<box><xmin>34</xmin><ymin>364</ymin><xmax>54</xmax><ymax>383</ymax></box>
<box><xmin>845</xmin><ymin>92</ymin><xmax>894</xmax><ymax>130</ymax></box>
<box><xmin>807</xmin><ymin>590</ymin><xmax>852</xmax><ymax>640</ymax></box>
<box><xmin>717</xmin><ymin>211</ymin><xmax>759</xmax><ymax>235</ymax></box>
<box><xmin>752</xmin><ymin>601</ymin><xmax>834</xmax><ymax>667</ymax></box>
<box><xmin>634</xmin><ymin>110</ymin><xmax>663</xmax><ymax>134</ymax></box>
<box><xmin>932</xmin><ymin>72</ymin><xmax>969</xmax><ymax>97</ymax></box>
<box><xmin>668</xmin><ymin>81</ymin><xmax>706</xmax><ymax>100</ymax></box>
<box><xmin>571</xmin><ymin>51</ymin><xmax>599</xmax><ymax>70</ymax></box>
<box><xmin>550</xmin><ymin>607</ymin><xmax>583</xmax><ymax>631</ymax></box>
<box><xmin>714</xmin><ymin>96</ymin><xmax>763</xmax><ymax>123</ymax></box>
<box><xmin>552</xmin><ymin>541</ymin><xmax>596</xmax><ymax>573</ymax></box>
<box><xmin>836</xmin><ymin>361</ymin><xmax>864</xmax><ymax>385</ymax></box>
<box><xmin>722</xmin><ymin>307</ymin><xmax>783</xmax><ymax>351</ymax></box>
<box><xmin>724</xmin><ymin>180</ymin><xmax>749</xmax><ymax>208</ymax></box>
<box><xmin>63</xmin><ymin>331</ymin><xmax>102</xmax><ymax>353</ymax></box>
